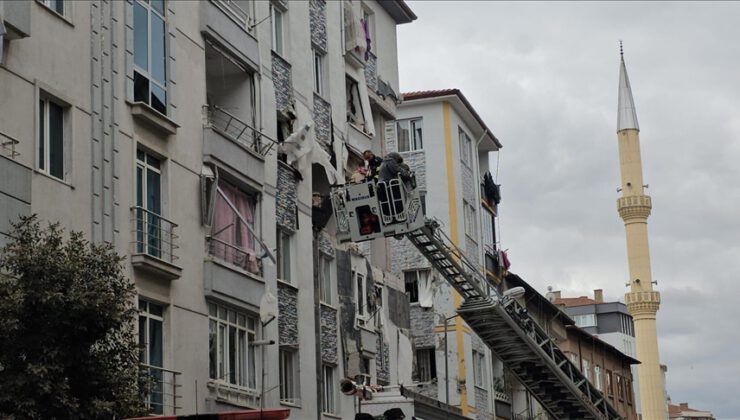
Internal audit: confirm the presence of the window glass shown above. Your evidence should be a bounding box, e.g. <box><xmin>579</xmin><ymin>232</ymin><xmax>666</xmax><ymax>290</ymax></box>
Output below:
<box><xmin>322</xmin><ymin>365</ymin><xmax>336</xmax><ymax>413</ymax></box>
<box><xmin>320</xmin><ymin>255</ymin><xmax>332</xmax><ymax>304</ymax></box>
<box><xmin>416</xmin><ymin>348</ymin><xmax>436</xmax><ymax>382</ymax></box>
<box><xmin>134</xmin><ymin>2</ymin><xmax>149</xmax><ymax>69</ymax></box>
<box><xmin>404</xmin><ymin>271</ymin><xmax>419</xmax><ymax>303</ymax></box>
<box><xmin>38</xmin><ymin>101</ymin><xmax>45</xmax><ymax>170</ymax></box>
<box><xmin>396</xmin><ymin>118</ymin><xmax>423</xmax><ymax>152</ymax></box>
<box><xmin>272</xmin><ymin>7</ymin><xmax>283</xmax><ymax>54</ymax></box>
<box><xmin>151</xmin><ymin>13</ymin><xmax>166</xmax><ymax>85</ymax></box>
<box><xmin>48</xmin><ymin>101</ymin><xmax>63</xmax><ymax>178</ymax></box>
<box><xmin>208</xmin><ymin>302</ymin><xmax>258</xmax><ymax>388</ymax></box>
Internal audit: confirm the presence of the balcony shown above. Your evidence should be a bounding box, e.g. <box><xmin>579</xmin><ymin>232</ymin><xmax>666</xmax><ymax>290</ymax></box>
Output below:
<box><xmin>0</xmin><ymin>133</ymin><xmax>19</xmax><ymax>159</ymax></box>
<box><xmin>2</xmin><ymin>0</ymin><xmax>31</xmax><ymax>40</ymax></box>
<box><xmin>204</xmin><ymin>106</ymin><xmax>271</xmax><ymax>186</ymax></box>
<box><xmin>142</xmin><ymin>364</ymin><xmax>182</xmax><ymax>415</ymax></box>
<box><xmin>200</xmin><ymin>0</ymin><xmax>259</xmax><ymax>72</ymax></box>
<box><xmin>204</xmin><ymin>237</ymin><xmax>265</xmax><ymax>310</ymax></box>
<box><xmin>130</xmin><ymin>207</ymin><xmax>182</xmax><ymax>280</ymax></box>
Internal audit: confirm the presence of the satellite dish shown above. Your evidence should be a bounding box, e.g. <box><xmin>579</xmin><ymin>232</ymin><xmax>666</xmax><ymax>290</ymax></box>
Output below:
<box><xmin>259</xmin><ymin>286</ymin><xmax>278</xmax><ymax>325</ymax></box>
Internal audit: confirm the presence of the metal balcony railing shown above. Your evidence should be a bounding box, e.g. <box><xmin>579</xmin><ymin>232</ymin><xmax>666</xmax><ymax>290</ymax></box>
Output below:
<box><xmin>206</xmin><ymin>105</ymin><xmax>277</xmax><ymax>157</ymax></box>
<box><xmin>1</xmin><ymin>133</ymin><xmax>20</xmax><ymax>159</ymax></box>
<box><xmin>142</xmin><ymin>364</ymin><xmax>182</xmax><ymax>415</ymax></box>
<box><xmin>131</xmin><ymin>207</ymin><xmax>179</xmax><ymax>264</ymax></box>
<box><xmin>207</xmin><ymin>236</ymin><xmax>261</xmax><ymax>276</ymax></box>
<box><xmin>212</xmin><ymin>0</ymin><xmax>252</xmax><ymax>30</ymax></box>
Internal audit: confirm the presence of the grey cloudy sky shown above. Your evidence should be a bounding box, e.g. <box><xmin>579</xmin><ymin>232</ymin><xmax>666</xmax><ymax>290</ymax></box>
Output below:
<box><xmin>397</xmin><ymin>2</ymin><xmax>740</xmax><ymax>418</ymax></box>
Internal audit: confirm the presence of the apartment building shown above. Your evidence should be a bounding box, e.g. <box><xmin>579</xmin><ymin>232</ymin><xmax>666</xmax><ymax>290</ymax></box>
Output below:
<box><xmin>0</xmin><ymin>0</ymin><xmax>417</xmax><ymax>418</ymax></box>
<box><xmin>379</xmin><ymin>89</ymin><xmax>503</xmax><ymax>419</ymax></box>
<box><xmin>502</xmin><ymin>275</ymin><xmax>640</xmax><ymax>420</ymax></box>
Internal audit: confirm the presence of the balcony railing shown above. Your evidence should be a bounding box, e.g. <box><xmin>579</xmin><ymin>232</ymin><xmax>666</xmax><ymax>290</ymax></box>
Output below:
<box><xmin>211</xmin><ymin>0</ymin><xmax>252</xmax><ymax>30</ymax></box>
<box><xmin>131</xmin><ymin>206</ymin><xmax>179</xmax><ymax>265</ymax></box>
<box><xmin>142</xmin><ymin>364</ymin><xmax>182</xmax><ymax>415</ymax></box>
<box><xmin>206</xmin><ymin>105</ymin><xmax>276</xmax><ymax>157</ymax></box>
<box><xmin>207</xmin><ymin>236</ymin><xmax>261</xmax><ymax>276</ymax></box>
<box><xmin>1</xmin><ymin>132</ymin><xmax>20</xmax><ymax>159</ymax></box>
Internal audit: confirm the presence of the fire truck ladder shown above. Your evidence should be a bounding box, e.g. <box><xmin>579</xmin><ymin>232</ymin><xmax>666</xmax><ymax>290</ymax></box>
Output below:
<box><xmin>405</xmin><ymin>219</ymin><xmax>622</xmax><ymax>420</ymax></box>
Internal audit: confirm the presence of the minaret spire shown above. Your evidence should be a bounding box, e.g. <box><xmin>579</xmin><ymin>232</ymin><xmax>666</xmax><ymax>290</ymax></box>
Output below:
<box><xmin>614</xmin><ymin>48</ymin><xmax>667</xmax><ymax>419</ymax></box>
<box><xmin>617</xmin><ymin>43</ymin><xmax>640</xmax><ymax>132</ymax></box>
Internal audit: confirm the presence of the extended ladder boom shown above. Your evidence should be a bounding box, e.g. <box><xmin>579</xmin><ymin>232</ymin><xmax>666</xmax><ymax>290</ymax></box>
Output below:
<box><xmin>330</xmin><ymin>180</ymin><xmax>622</xmax><ymax>419</ymax></box>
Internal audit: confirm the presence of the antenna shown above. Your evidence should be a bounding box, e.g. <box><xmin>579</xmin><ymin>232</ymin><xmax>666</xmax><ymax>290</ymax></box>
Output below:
<box><xmin>619</xmin><ymin>40</ymin><xmax>624</xmax><ymax>57</ymax></box>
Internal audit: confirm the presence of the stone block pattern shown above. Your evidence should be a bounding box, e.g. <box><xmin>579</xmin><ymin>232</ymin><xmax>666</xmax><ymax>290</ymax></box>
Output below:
<box><xmin>365</xmin><ymin>52</ymin><xmax>378</xmax><ymax>91</ymax></box>
<box><xmin>400</xmin><ymin>150</ymin><xmax>427</xmax><ymax>191</ymax></box>
<box><xmin>318</xmin><ymin>231</ymin><xmax>335</xmax><ymax>257</ymax></box>
<box><xmin>461</xmin><ymin>164</ymin><xmax>476</xmax><ymax>204</ymax></box>
<box><xmin>390</xmin><ymin>236</ymin><xmax>428</xmax><ymax>275</ymax></box>
<box><xmin>272</xmin><ymin>52</ymin><xmax>293</xmax><ymax>112</ymax></box>
<box><xmin>320</xmin><ymin>305</ymin><xmax>338</xmax><ymax>364</ymax></box>
<box><xmin>465</xmin><ymin>235</ymin><xmax>479</xmax><ymax>266</ymax></box>
<box><xmin>276</xmin><ymin>162</ymin><xmax>298</xmax><ymax>231</ymax></box>
<box><xmin>410</xmin><ymin>305</ymin><xmax>436</xmax><ymax>348</ymax></box>
<box><xmin>277</xmin><ymin>284</ymin><xmax>299</xmax><ymax>346</ymax></box>
<box><xmin>313</xmin><ymin>94</ymin><xmax>332</xmax><ymax>148</ymax></box>
<box><xmin>376</xmin><ymin>333</ymin><xmax>390</xmax><ymax>384</ymax></box>
<box><xmin>475</xmin><ymin>386</ymin><xmax>490</xmax><ymax>420</ymax></box>
<box><xmin>309</xmin><ymin>0</ymin><xmax>327</xmax><ymax>52</ymax></box>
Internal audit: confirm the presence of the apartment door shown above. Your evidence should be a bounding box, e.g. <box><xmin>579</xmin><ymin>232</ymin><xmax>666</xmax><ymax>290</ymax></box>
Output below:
<box><xmin>136</xmin><ymin>150</ymin><xmax>162</xmax><ymax>258</ymax></box>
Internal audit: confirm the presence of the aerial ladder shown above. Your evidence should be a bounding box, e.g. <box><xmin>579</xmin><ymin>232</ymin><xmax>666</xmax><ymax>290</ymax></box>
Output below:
<box><xmin>330</xmin><ymin>177</ymin><xmax>622</xmax><ymax>420</ymax></box>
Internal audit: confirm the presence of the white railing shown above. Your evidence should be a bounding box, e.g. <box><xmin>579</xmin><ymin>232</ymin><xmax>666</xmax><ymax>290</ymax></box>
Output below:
<box><xmin>131</xmin><ymin>206</ymin><xmax>179</xmax><ymax>264</ymax></box>
<box><xmin>142</xmin><ymin>364</ymin><xmax>182</xmax><ymax>415</ymax></box>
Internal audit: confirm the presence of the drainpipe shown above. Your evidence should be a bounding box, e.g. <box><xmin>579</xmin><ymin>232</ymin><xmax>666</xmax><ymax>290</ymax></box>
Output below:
<box><xmin>313</xmin><ymin>229</ymin><xmax>323</xmax><ymax>420</ymax></box>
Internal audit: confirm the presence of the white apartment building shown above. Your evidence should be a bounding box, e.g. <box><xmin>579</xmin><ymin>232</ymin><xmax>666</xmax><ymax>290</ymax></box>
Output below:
<box><xmin>380</xmin><ymin>89</ymin><xmax>504</xmax><ymax>419</ymax></box>
<box><xmin>0</xmin><ymin>0</ymin><xmax>419</xmax><ymax>418</ymax></box>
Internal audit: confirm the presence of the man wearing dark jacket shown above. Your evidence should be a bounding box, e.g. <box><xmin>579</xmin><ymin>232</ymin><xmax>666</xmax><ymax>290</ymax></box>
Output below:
<box><xmin>378</xmin><ymin>152</ymin><xmax>411</xmax><ymax>183</ymax></box>
<box><xmin>363</xmin><ymin>150</ymin><xmax>383</xmax><ymax>180</ymax></box>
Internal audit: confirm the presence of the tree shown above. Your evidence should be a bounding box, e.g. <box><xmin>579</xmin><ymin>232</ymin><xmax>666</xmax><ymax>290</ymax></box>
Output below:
<box><xmin>0</xmin><ymin>216</ymin><xmax>146</xmax><ymax>419</ymax></box>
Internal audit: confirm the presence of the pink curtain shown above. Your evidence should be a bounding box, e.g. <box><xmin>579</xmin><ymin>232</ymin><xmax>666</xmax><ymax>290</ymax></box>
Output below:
<box><xmin>211</xmin><ymin>180</ymin><xmax>258</xmax><ymax>274</ymax></box>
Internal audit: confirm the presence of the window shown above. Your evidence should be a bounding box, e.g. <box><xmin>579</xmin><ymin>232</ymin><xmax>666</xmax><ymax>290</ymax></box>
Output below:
<box><xmin>594</xmin><ymin>365</ymin><xmax>602</xmax><ymax>391</ymax></box>
<box><xmin>404</xmin><ymin>270</ymin><xmax>429</xmax><ymax>304</ymax></box>
<box><xmin>210</xmin><ymin>179</ymin><xmax>259</xmax><ymax>274</ymax></box>
<box><xmin>582</xmin><ymin>358</ymin><xmax>590</xmax><ymax>382</ymax></box>
<box><xmin>463</xmin><ymin>200</ymin><xmax>477</xmax><ymax>238</ymax></box>
<box><xmin>396</xmin><ymin>118</ymin><xmax>423</xmax><ymax>152</ymax></box>
<box><xmin>473</xmin><ymin>350</ymin><xmax>486</xmax><ymax>387</ymax></box>
<box><xmin>271</xmin><ymin>4</ymin><xmax>284</xmax><ymax>55</ymax></box>
<box><xmin>626</xmin><ymin>378</ymin><xmax>633</xmax><ymax>404</ymax></box>
<box><xmin>459</xmin><ymin>128</ymin><xmax>472</xmax><ymax>166</ymax></box>
<box><xmin>279</xmin><ymin>347</ymin><xmax>299</xmax><ymax>404</ymax></box>
<box><xmin>40</xmin><ymin>0</ymin><xmax>64</xmax><ymax>15</ymax></box>
<box><xmin>319</xmin><ymin>254</ymin><xmax>332</xmax><ymax>304</ymax></box>
<box><xmin>346</xmin><ymin>76</ymin><xmax>364</xmax><ymax>127</ymax></box>
<box><xmin>574</xmin><ymin>314</ymin><xmax>597</xmax><ymax>328</ymax></box>
<box><xmin>313</xmin><ymin>49</ymin><xmax>325</xmax><ymax>96</ymax></box>
<box><xmin>605</xmin><ymin>370</ymin><xmax>614</xmax><ymax>396</ymax></box>
<box><xmin>361</xmin><ymin>6</ymin><xmax>374</xmax><ymax>53</ymax></box>
<box><xmin>419</xmin><ymin>191</ymin><xmax>427</xmax><ymax>216</ymax></box>
<box><xmin>136</xmin><ymin>150</ymin><xmax>163</xmax><ymax>258</ymax></box>
<box><xmin>276</xmin><ymin>228</ymin><xmax>292</xmax><ymax>283</ymax></box>
<box><xmin>322</xmin><ymin>365</ymin><xmax>336</xmax><ymax>414</ymax></box>
<box><xmin>133</xmin><ymin>0</ymin><xmax>167</xmax><ymax>115</ymax></box>
<box><xmin>38</xmin><ymin>96</ymin><xmax>66</xmax><ymax>180</ymax></box>
<box><xmin>139</xmin><ymin>299</ymin><xmax>164</xmax><ymax>414</ymax></box>
<box><xmin>569</xmin><ymin>352</ymin><xmax>578</xmax><ymax>367</ymax></box>
<box><xmin>416</xmin><ymin>348</ymin><xmax>436</xmax><ymax>382</ymax></box>
<box><xmin>616</xmin><ymin>374</ymin><xmax>624</xmax><ymax>400</ymax></box>
<box><xmin>354</xmin><ymin>271</ymin><xmax>367</xmax><ymax>326</ymax></box>
<box><xmin>208</xmin><ymin>302</ymin><xmax>258</xmax><ymax>389</ymax></box>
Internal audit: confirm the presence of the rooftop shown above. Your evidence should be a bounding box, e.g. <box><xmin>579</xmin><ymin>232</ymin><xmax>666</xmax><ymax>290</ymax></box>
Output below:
<box><xmin>668</xmin><ymin>402</ymin><xmax>715</xmax><ymax>419</ymax></box>
<box><xmin>402</xmin><ymin>89</ymin><xmax>502</xmax><ymax>149</ymax></box>
<box><xmin>553</xmin><ymin>296</ymin><xmax>599</xmax><ymax>307</ymax></box>
<box><xmin>378</xmin><ymin>0</ymin><xmax>417</xmax><ymax>25</ymax></box>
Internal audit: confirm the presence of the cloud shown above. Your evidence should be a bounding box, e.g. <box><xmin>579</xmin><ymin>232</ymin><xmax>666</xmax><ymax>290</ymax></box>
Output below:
<box><xmin>399</xmin><ymin>2</ymin><xmax>740</xmax><ymax>417</ymax></box>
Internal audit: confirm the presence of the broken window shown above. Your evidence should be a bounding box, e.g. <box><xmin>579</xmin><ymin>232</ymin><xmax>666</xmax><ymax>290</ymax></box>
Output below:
<box><xmin>416</xmin><ymin>348</ymin><xmax>436</xmax><ymax>382</ymax></box>
<box><xmin>210</xmin><ymin>179</ymin><xmax>259</xmax><ymax>274</ymax></box>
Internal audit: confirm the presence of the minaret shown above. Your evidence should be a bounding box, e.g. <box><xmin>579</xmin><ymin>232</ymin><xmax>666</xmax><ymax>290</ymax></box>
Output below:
<box><xmin>615</xmin><ymin>44</ymin><xmax>667</xmax><ymax>419</ymax></box>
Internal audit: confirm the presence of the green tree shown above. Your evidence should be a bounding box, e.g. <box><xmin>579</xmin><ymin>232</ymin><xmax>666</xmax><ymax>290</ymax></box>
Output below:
<box><xmin>0</xmin><ymin>216</ymin><xmax>146</xmax><ymax>419</ymax></box>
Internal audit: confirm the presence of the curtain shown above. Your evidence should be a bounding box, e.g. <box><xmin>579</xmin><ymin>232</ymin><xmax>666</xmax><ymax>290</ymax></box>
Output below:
<box><xmin>212</xmin><ymin>180</ymin><xmax>258</xmax><ymax>273</ymax></box>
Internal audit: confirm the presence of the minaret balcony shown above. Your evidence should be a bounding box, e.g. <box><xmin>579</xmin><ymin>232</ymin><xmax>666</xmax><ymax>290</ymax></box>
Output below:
<box><xmin>617</xmin><ymin>195</ymin><xmax>652</xmax><ymax>220</ymax></box>
<box><xmin>625</xmin><ymin>290</ymin><xmax>661</xmax><ymax>314</ymax></box>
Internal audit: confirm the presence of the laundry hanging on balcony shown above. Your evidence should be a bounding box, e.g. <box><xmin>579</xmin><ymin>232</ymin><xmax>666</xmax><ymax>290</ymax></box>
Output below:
<box><xmin>343</xmin><ymin>0</ymin><xmax>366</xmax><ymax>55</ymax></box>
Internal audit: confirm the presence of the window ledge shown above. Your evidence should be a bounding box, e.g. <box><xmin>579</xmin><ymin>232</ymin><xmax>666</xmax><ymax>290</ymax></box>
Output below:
<box><xmin>132</xmin><ymin>253</ymin><xmax>182</xmax><ymax>280</ymax></box>
<box><xmin>207</xmin><ymin>379</ymin><xmax>259</xmax><ymax>408</ymax></box>
<box><xmin>208</xmin><ymin>256</ymin><xmax>264</xmax><ymax>282</ymax></box>
<box><xmin>128</xmin><ymin>102</ymin><xmax>179</xmax><ymax>136</ymax></box>
<box><xmin>320</xmin><ymin>301</ymin><xmax>337</xmax><ymax>311</ymax></box>
<box><xmin>279</xmin><ymin>400</ymin><xmax>301</xmax><ymax>408</ymax></box>
<box><xmin>36</xmin><ymin>1</ymin><xmax>74</xmax><ymax>27</ymax></box>
<box><xmin>322</xmin><ymin>413</ymin><xmax>342</xmax><ymax>419</ymax></box>
<box><xmin>33</xmin><ymin>169</ymin><xmax>74</xmax><ymax>189</ymax></box>
<box><xmin>277</xmin><ymin>278</ymin><xmax>298</xmax><ymax>291</ymax></box>
<box><xmin>348</xmin><ymin>121</ymin><xmax>373</xmax><ymax>139</ymax></box>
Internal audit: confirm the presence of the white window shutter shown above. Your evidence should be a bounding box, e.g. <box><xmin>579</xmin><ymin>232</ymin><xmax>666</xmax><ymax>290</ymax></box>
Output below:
<box><xmin>384</xmin><ymin>120</ymin><xmax>397</xmax><ymax>153</ymax></box>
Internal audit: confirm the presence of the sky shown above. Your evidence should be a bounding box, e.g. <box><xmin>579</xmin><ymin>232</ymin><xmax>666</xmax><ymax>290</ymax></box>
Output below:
<box><xmin>397</xmin><ymin>2</ymin><xmax>740</xmax><ymax>418</ymax></box>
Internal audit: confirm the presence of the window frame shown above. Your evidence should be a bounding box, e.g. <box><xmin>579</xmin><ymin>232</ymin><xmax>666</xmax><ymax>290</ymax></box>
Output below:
<box><xmin>322</xmin><ymin>364</ymin><xmax>337</xmax><ymax>414</ymax></box>
<box><xmin>574</xmin><ymin>313</ymin><xmax>597</xmax><ymax>328</ymax></box>
<box><xmin>354</xmin><ymin>270</ymin><xmax>368</xmax><ymax>327</ymax></box>
<box><xmin>463</xmin><ymin>200</ymin><xmax>477</xmax><ymax>239</ymax></box>
<box><xmin>279</xmin><ymin>347</ymin><xmax>300</xmax><ymax>404</ymax></box>
<box><xmin>208</xmin><ymin>302</ymin><xmax>259</xmax><ymax>390</ymax></box>
<box><xmin>594</xmin><ymin>365</ymin><xmax>602</xmax><ymax>391</ymax></box>
<box><xmin>606</xmin><ymin>369</ymin><xmax>614</xmax><ymax>396</ymax></box>
<box><xmin>39</xmin><ymin>0</ymin><xmax>65</xmax><ymax>16</ymax></box>
<box><xmin>345</xmin><ymin>76</ymin><xmax>365</xmax><ymax>128</ymax></box>
<box><xmin>276</xmin><ymin>228</ymin><xmax>292</xmax><ymax>283</ymax></box>
<box><xmin>459</xmin><ymin>127</ymin><xmax>473</xmax><ymax>167</ymax></box>
<box><xmin>133</xmin><ymin>0</ymin><xmax>168</xmax><ymax>115</ymax></box>
<box><xmin>37</xmin><ymin>95</ymin><xmax>68</xmax><ymax>181</ymax></box>
<box><xmin>139</xmin><ymin>299</ymin><xmax>165</xmax><ymax>414</ymax></box>
<box><xmin>396</xmin><ymin>117</ymin><xmax>423</xmax><ymax>152</ymax></box>
<box><xmin>416</xmin><ymin>348</ymin><xmax>437</xmax><ymax>382</ymax></box>
<box><xmin>271</xmin><ymin>4</ymin><xmax>284</xmax><ymax>55</ymax></box>
<box><xmin>319</xmin><ymin>254</ymin><xmax>332</xmax><ymax>305</ymax></box>
<box><xmin>472</xmin><ymin>349</ymin><xmax>486</xmax><ymax>388</ymax></box>
<box><xmin>404</xmin><ymin>269</ymin><xmax>429</xmax><ymax>304</ymax></box>
<box><xmin>313</xmin><ymin>48</ymin><xmax>325</xmax><ymax>96</ymax></box>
